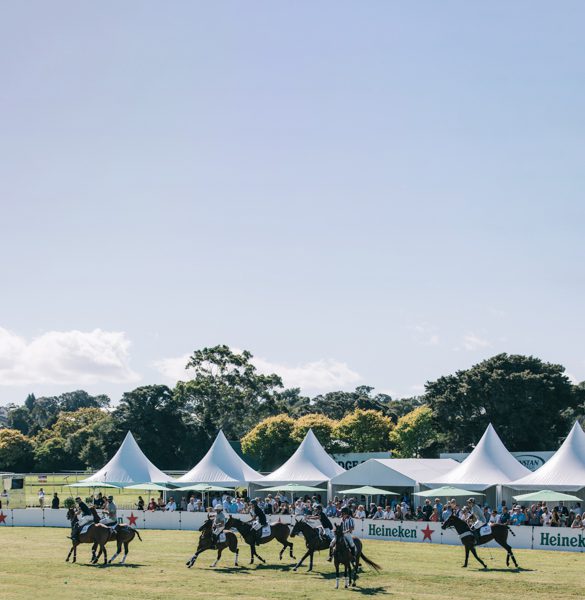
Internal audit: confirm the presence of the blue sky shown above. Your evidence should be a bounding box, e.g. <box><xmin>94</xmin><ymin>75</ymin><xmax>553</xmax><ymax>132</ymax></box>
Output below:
<box><xmin>1</xmin><ymin>1</ymin><xmax>584</xmax><ymax>405</ymax></box>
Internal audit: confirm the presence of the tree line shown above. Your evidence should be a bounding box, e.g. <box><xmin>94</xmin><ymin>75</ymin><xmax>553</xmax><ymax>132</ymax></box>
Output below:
<box><xmin>0</xmin><ymin>346</ymin><xmax>583</xmax><ymax>473</ymax></box>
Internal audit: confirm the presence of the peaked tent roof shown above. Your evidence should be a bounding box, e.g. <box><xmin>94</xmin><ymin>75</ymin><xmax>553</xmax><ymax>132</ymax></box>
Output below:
<box><xmin>176</xmin><ymin>430</ymin><xmax>263</xmax><ymax>486</ymax></box>
<box><xmin>80</xmin><ymin>431</ymin><xmax>172</xmax><ymax>486</ymax></box>
<box><xmin>425</xmin><ymin>424</ymin><xmax>531</xmax><ymax>490</ymax></box>
<box><xmin>258</xmin><ymin>429</ymin><xmax>345</xmax><ymax>486</ymax></box>
<box><xmin>508</xmin><ymin>422</ymin><xmax>585</xmax><ymax>491</ymax></box>
<box><xmin>330</xmin><ymin>458</ymin><xmax>459</xmax><ymax>488</ymax></box>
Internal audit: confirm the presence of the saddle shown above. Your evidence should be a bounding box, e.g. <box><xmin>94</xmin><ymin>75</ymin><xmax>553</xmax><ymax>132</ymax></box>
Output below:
<box><xmin>255</xmin><ymin>524</ymin><xmax>271</xmax><ymax>540</ymax></box>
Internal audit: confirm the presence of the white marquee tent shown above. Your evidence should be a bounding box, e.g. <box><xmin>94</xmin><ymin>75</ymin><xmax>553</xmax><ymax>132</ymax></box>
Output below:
<box><xmin>257</xmin><ymin>429</ymin><xmax>345</xmax><ymax>486</ymax></box>
<box><xmin>508</xmin><ymin>422</ymin><xmax>585</xmax><ymax>491</ymax></box>
<box><xmin>79</xmin><ymin>431</ymin><xmax>173</xmax><ymax>487</ymax></box>
<box><xmin>330</xmin><ymin>458</ymin><xmax>459</xmax><ymax>490</ymax></box>
<box><xmin>176</xmin><ymin>430</ymin><xmax>263</xmax><ymax>486</ymax></box>
<box><xmin>424</xmin><ymin>423</ymin><xmax>531</xmax><ymax>491</ymax></box>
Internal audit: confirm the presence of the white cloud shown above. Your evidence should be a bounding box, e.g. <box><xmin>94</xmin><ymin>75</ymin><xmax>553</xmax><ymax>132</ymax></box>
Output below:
<box><xmin>0</xmin><ymin>327</ymin><xmax>140</xmax><ymax>386</ymax></box>
<box><xmin>461</xmin><ymin>333</ymin><xmax>491</xmax><ymax>351</ymax></box>
<box><xmin>252</xmin><ymin>356</ymin><xmax>361</xmax><ymax>392</ymax></box>
<box><xmin>153</xmin><ymin>352</ymin><xmax>362</xmax><ymax>393</ymax></box>
<box><xmin>412</xmin><ymin>323</ymin><xmax>440</xmax><ymax>346</ymax></box>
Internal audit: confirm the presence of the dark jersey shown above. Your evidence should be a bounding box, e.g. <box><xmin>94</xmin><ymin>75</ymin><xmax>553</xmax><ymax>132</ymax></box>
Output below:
<box><xmin>78</xmin><ymin>501</ymin><xmax>92</xmax><ymax>517</ymax></box>
<box><xmin>252</xmin><ymin>505</ymin><xmax>267</xmax><ymax>526</ymax></box>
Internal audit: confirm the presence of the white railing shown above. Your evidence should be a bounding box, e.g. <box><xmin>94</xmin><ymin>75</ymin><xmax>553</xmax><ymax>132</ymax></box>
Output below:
<box><xmin>1</xmin><ymin>509</ymin><xmax>583</xmax><ymax>553</ymax></box>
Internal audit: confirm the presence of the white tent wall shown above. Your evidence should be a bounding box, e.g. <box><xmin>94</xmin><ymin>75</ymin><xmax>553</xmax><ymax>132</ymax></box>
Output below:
<box><xmin>80</xmin><ymin>431</ymin><xmax>173</xmax><ymax>486</ymax></box>
<box><xmin>257</xmin><ymin>429</ymin><xmax>345</xmax><ymax>487</ymax></box>
<box><xmin>424</xmin><ymin>424</ymin><xmax>530</xmax><ymax>490</ymax></box>
<box><xmin>507</xmin><ymin>422</ymin><xmax>585</xmax><ymax>493</ymax></box>
<box><xmin>176</xmin><ymin>430</ymin><xmax>263</xmax><ymax>486</ymax></box>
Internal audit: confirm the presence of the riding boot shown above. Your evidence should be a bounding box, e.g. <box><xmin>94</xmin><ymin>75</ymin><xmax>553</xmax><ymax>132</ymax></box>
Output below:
<box><xmin>474</xmin><ymin>529</ymin><xmax>480</xmax><ymax>545</ymax></box>
<box><xmin>327</xmin><ymin>543</ymin><xmax>334</xmax><ymax>562</ymax></box>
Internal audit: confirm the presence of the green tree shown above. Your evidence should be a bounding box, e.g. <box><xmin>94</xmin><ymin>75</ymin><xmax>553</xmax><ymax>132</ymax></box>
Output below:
<box><xmin>306</xmin><ymin>387</ymin><xmax>394</xmax><ymax>421</ymax></box>
<box><xmin>33</xmin><ymin>437</ymin><xmax>70</xmax><ymax>471</ymax></box>
<box><xmin>425</xmin><ymin>353</ymin><xmax>578</xmax><ymax>452</ymax></box>
<box><xmin>7</xmin><ymin>406</ymin><xmax>32</xmax><ymax>435</ymax></box>
<box><xmin>175</xmin><ymin>345</ymin><xmax>286</xmax><ymax>440</ymax></box>
<box><xmin>0</xmin><ymin>429</ymin><xmax>35</xmax><ymax>471</ymax></box>
<box><xmin>291</xmin><ymin>413</ymin><xmax>340</xmax><ymax>452</ymax></box>
<box><xmin>390</xmin><ymin>406</ymin><xmax>437</xmax><ymax>457</ymax></box>
<box><xmin>335</xmin><ymin>409</ymin><xmax>393</xmax><ymax>452</ymax></box>
<box><xmin>114</xmin><ymin>384</ymin><xmax>203</xmax><ymax>470</ymax></box>
<box><xmin>241</xmin><ymin>414</ymin><xmax>296</xmax><ymax>471</ymax></box>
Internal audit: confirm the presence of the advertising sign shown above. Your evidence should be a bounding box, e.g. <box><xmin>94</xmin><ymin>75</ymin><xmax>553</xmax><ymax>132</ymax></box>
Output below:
<box><xmin>332</xmin><ymin>452</ymin><xmax>391</xmax><ymax>470</ymax></box>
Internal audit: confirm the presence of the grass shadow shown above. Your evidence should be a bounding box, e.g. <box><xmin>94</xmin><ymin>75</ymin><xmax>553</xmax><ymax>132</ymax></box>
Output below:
<box><xmin>482</xmin><ymin>567</ymin><xmax>535</xmax><ymax>573</ymax></box>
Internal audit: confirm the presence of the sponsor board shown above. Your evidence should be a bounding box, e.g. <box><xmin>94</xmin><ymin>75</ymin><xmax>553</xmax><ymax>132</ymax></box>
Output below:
<box><xmin>332</xmin><ymin>452</ymin><xmax>391</xmax><ymax>470</ymax></box>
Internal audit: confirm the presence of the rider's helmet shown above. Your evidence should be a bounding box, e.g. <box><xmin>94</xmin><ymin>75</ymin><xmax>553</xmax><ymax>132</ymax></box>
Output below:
<box><xmin>467</xmin><ymin>497</ymin><xmax>475</xmax><ymax>504</ymax></box>
<box><xmin>107</xmin><ymin>495</ymin><xmax>114</xmax><ymax>501</ymax></box>
<box><xmin>341</xmin><ymin>507</ymin><xmax>350</xmax><ymax>516</ymax></box>
<box><xmin>215</xmin><ymin>505</ymin><xmax>223</xmax><ymax>511</ymax></box>
<box><xmin>314</xmin><ymin>503</ymin><xmax>322</xmax><ymax>511</ymax></box>
<box><xmin>251</xmin><ymin>499</ymin><xmax>258</xmax><ymax>505</ymax></box>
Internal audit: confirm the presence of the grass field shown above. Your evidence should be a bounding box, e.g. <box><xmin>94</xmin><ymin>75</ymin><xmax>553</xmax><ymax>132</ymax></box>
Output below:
<box><xmin>1</xmin><ymin>528</ymin><xmax>584</xmax><ymax>600</ymax></box>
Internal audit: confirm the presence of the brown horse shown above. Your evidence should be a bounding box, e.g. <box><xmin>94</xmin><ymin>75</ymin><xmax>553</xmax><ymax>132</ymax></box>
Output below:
<box><xmin>441</xmin><ymin>513</ymin><xmax>519</xmax><ymax>569</ymax></box>
<box><xmin>224</xmin><ymin>515</ymin><xmax>295</xmax><ymax>564</ymax></box>
<box><xmin>290</xmin><ymin>518</ymin><xmax>381</xmax><ymax>575</ymax></box>
<box><xmin>186</xmin><ymin>518</ymin><xmax>239</xmax><ymax>568</ymax></box>
<box><xmin>88</xmin><ymin>507</ymin><xmax>143</xmax><ymax>564</ymax></box>
<box><xmin>66</xmin><ymin>508</ymin><xmax>110</xmax><ymax>565</ymax></box>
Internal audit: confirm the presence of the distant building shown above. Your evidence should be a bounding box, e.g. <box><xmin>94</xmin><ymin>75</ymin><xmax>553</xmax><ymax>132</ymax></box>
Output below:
<box><xmin>0</xmin><ymin>406</ymin><xmax>9</xmax><ymax>428</ymax></box>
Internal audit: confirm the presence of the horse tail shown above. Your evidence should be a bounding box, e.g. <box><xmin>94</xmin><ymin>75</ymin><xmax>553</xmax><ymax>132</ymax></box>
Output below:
<box><xmin>135</xmin><ymin>529</ymin><xmax>143</xmax><ymax>542</ymax></box>
<box><xmin>359</xmin><ymin>551</ymin><xmax>382</xmax><ymax>572</ymax></box>
<box><xmin>506</xmin><ymin>526</ymin><xmax>516</xmax><ymax>537</ymax></box>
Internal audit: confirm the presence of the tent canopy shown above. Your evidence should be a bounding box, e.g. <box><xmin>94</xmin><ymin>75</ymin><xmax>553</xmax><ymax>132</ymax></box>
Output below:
<box><xmin>176</xmin><ymin>430</ymin><xmax>262</xmax><ymax>486</ymax></box>
<box><xmin>78</xmin><ymin>431</ymin><xmax>173</xmax><ymax>487</ymax></box>
<box><xmin>258</xmin><ymin>429</ymin><xmax>345</xmax><ymax>486</ymax></box>
<box><xmin>425</xmin><ymin>424</ymin><xmax>530</xmax><ymax>490</ymax></box>
<box><xmin>508</xmin><ymin>422</ymin><xmax>585</xmax><ymax>491</ymax></box>
<box><xmin>330</xmin><ymin>458</ymin><xmax>458</xmax><ymax>488</ymax></box>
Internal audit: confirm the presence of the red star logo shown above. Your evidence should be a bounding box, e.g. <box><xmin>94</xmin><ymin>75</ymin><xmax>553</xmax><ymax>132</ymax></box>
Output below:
<box><xmin>0</xmin><ymin>511</ymin><xmax>6</xmax><ymax>524</ymax></box>
<box><xmin>127</xmin><ymin>512</ymin><xmax>138</xmax><ymax>526</ymax></box>
<box><xmin>421</xmin><ymin>524</ymin><xmax>434</xmax><ymax>541</ymax></box>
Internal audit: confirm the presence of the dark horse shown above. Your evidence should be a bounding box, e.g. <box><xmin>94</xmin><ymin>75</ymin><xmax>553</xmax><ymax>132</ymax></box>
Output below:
<box><xmin>88</xmin><ymin>506</ymin><xmax>143</xmax><ymax>565</ymax></box>
<box><xmin>441</xmin><ymin>513</ymin><xmax>519</xmax><ymax>569</ymax></box>
<box><xmin>186</xmin><ymin>518</ymin><xmax>239</xmax><ymax>568</ymax></box>
<box><xmin>66</xmin><ymin>508</ymin><xmax>110</xmax><ymax>565</ymax></box>
<box><xmin>224</xmin><ymin>515</ymin><xmax>295</xmax><ymax>564</ymax></box>
<box><xmin>332</xmin><ymin>524</ymin><xmax>356</xmax><ymax>588</ymax></box>
<box><xmin>291</xmin><ymin>518</ymin><xmax>381</xmax><ymax>575</ymax></box>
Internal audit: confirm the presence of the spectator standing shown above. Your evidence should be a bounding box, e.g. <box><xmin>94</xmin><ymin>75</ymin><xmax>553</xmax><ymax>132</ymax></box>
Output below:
<box><xmin>430</xmin><ymin>507</ymin><xmax>440</xmax><ymax>522</ymax></box>
<box><xmin>354</xmin><ymin>505</ymin><xmax>367</xmax><ymax>519</ymax></box>
<box><xmin>541</xmin><ymin>506</ymin><xmax>552</xmax><ymax>526</ymax></box>
<box><xmin>422</xmin><ymin>499</ymin><xmax>433</xmax><ymax>521</ymax></box>
<box><xmin>572</xmin><ymin>502</ymin><xmax>582</xmax><ymax>516</ymax></box>
<box><xmin>51</xmin><ymin>493</ymin><xmax>60</xmax><ymax>509</ymax></box>
<box><xmin>38</xmin><ymin>488</ymin><xmax>45</xmax><ymax>508</ymax></box>
<box><xmin>383</xmin><ymin>505</ymin><xmax>395</xmax><ymax>520</ymax></box>
<box><xmin>186</xmin><ymin>497</ymin><xmax>196</xmax><ymax>512</ymax></box>
<box><xmin>137</xmin><ymin>496</ymin><xmax>145</xmax><ymax>510</ymax></box>
<box><xmin>371</xmin><ymin>506</ymin><xmax>384</xmax><ymax>520</ymax></box>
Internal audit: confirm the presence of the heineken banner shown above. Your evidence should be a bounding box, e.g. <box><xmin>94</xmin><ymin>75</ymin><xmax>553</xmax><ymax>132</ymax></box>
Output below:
<box><xmin>3</xmin><ymin>509</ymin><xmax>585</xmax><ymax>552</ymax></box>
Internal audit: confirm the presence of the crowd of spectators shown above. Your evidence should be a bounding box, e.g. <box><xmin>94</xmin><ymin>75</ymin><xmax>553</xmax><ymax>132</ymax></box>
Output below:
<box><xmin>328</xmin><ymin>495</ymin><xmax>585</xmax><ymax>528</ymax></box>
<box><xmin>82</xmin><ymin>489</ymin><xmax>585</xmax><ymax>529</ymax></box>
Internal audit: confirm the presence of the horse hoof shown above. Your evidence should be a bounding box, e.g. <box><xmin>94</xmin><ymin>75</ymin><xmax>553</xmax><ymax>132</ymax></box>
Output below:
<box><xmin>293</xmin><ymin>567</ymin><xmax>297</xmax><ymax>572</ymax></box>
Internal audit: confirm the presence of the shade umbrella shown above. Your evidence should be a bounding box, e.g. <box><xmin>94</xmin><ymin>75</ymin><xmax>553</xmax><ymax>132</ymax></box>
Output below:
<box><xmin>66</xmin><ymin>481</ymin><xmax>122</xmax><ymax>488</ymax></box>
<box><xmin>259</xmin><ymin>483</ymin><xmax>325</xmax><ymax>493</ymax></box>
<box><xmin>413</xmin><ymin>486</ymin><xmax>486</xmax><ymax>498</ymax></box>
<box><xmin>342</xmin><ymin>486</ymin><xmax>399</xmax><ymax>496</ymax></box>
<box><xmin>124</xmin><ymin>482</ymin><xmax>179</xmax><ymax>492</ymax></box>
<box><xmin>513</xmin><ymin>490</ymin><xmax>582</xmax><ymax>503</ymax></box>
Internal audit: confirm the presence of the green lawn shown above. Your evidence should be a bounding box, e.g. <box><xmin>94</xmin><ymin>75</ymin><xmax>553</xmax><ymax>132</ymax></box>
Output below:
<box><xmin>0</xmin><ymin>528</ymin><xmax>584</xmax><ymax>600</ymax></box>
<box><xmin>18</xmin><ymin>475</ymin><xmax>179</xmax><ymax>509</ymax></box>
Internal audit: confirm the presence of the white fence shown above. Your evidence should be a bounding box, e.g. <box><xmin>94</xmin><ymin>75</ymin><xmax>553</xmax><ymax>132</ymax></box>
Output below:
<box><xmin>1</xmin><ymin>509</ymin><xmax>583</xmax><ymax>553</ymax></box>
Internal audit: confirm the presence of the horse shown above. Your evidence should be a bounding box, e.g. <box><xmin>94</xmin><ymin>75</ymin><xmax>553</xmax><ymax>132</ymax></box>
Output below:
<box><xmin>224</xmin><ymin>515</ymin><xmax>295</xmax><ymax>564</ymax></box>
<box><xmin>65</xmin><ymin>508</ymin><xmax>111</xmax><ymax>565</ymax></box>
<box><xmin>441</xmin><ymin>513</ymin><xmax>519</xmax><ymax>569</ymax></box>
<box><xmin>186</xmin><ymin>518</ymin><xmax>239</xmax><ymax>568</ymax></box>
<box><xmin>290</xmin><ymin>518</ymin><xmax>381</xmax><ymax>575</ymax></box>
<box><xmin>88</xmin><ymin>506</ymin><xmax>143</xmax><ymax>565</ymax></box>
<box><xmin>332</xmin><ymin>524</ymin><xmax>356</xmax><ymax>588</ymax></box>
